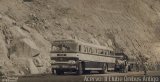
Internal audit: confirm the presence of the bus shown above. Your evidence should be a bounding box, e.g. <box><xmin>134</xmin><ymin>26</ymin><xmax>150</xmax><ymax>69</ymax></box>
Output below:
<box><xmin>50</xmin><ymin>39</ymin><xmax>116</xmax><ymax>75</ymax></box>
<box><xmin>114</xmin><ymin>50</ymin><xmax>137</xmax><ymax>73</ymax></box>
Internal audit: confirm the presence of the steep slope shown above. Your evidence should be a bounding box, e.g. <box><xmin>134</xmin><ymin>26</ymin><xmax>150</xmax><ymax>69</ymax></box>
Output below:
<box><xmin>0</xmin><ymin>0</ymin><xmax>160</xmax><ymax>75</ymax></box>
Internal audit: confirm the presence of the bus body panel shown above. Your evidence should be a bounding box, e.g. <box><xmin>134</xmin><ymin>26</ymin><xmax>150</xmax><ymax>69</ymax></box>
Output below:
<box><xmin>50</xmin><ymin>53</ymin><xmax>116</xmax><ymax>63</ymax></box>
<box><xmin>50</xmin><ymin>53</ymin><xmax>116</xmax><ymax>71</ymax></box>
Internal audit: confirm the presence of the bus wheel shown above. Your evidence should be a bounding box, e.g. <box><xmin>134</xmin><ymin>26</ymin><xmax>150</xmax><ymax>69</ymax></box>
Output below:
<box><xmin>128</xmin><ymin>65</ymin><xmax>131</xmax><ymax>71</ymax></box>
<box><xmin>56</xmin><ymin>69</ymin><xmax>64</xmax><ymax>75</ymax></box>
<box><xmin>99</xmin><ymin>64</ymin><xmax>108</xmax><ymax>74</ymax></box>
<box><xmin>51</xmin><ymin>68</ymin><xmax>55</xmax><ymax>75</ymax></box>
<box><xmin>83</xmin><ymin>70</ymin><xmax>90</xmax><ymax>74</ymax></box>
<box><xmin>76</xmin><ymin>63</ymin><xmax>83</xmax><ymax>75</ymax></box>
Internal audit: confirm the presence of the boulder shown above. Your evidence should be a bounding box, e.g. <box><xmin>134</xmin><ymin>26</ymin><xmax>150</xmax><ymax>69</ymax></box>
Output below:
<box><xmin>15</xmin><ymin>38</ymin><xmax>40</xmax><ymax>57</ymax></box>
<box><xmin>0</xmin><ymin>66</ymin><xmax>5</xmax><ymax>76</ymax></box>
<box><xmin>0</xmin><ymin>14</ymin><xmax>2</xmax><ymax>20</ymax></box>
<box><xmin>28</xmin><ymin>59</ymin><xmax>39</xmax><ymax>74</ymax></box>
<box><xmin>0</xmin><ymin>32</ymin><xmax>8</xmax><ymax>59</ymax></box>
<box><xmin>11</xmin><ymin>58</ymin><xmax>40</xmax><ymax>75</ymax></box>
<box><xmin>33</xmin><ymin>57</ymin><xmax>43</xmax><ymax>67</ymax></box>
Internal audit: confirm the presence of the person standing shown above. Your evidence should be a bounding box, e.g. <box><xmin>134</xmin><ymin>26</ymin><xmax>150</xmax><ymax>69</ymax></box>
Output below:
<box><xmin>135</xmin><ymin>62</ymin><xmax>140</xmax><ymax>72</ymax></box>
<box><xmin>143</xmin><ymin>62</ymin><xmax>148</xmax><ymax>75</ymax></box>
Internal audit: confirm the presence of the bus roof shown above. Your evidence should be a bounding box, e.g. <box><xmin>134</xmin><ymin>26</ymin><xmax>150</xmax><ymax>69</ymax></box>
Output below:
<box><xmin>52</xmin><ymin>39</ymin><xmax>113</xmax><ymax>51</ymax></box>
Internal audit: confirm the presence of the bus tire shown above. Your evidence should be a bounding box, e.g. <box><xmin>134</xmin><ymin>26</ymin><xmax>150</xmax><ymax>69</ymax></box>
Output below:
<box><xmin>76</xmin><ymin>63</ymin><xmax>83</xmax><ymax>75</ymax></box>
<box><xmin>128</xmin><ymin>65</ymin><xmax>132</xmax><ymax>71</ymax></box>
<box><xmin>83</xmin><ymin>70</ymin><xmax>90</xmax><ymax>74</ymax></box>
<box><xmin>51</xmin><ymin>68</ymin><xmax>55</xmax><ymax>75</ymax></box>
<box><xmin>56</xmin><ymin>69</ymin><xmax>64</xmax><ymax>75</ymax></box>
<box><xmin>99</xmin><ymin>63</ymin><xmax>108</xmax><ymax>74</ymax></box>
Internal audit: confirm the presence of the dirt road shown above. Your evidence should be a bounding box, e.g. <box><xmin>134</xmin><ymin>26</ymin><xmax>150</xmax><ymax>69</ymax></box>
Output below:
<box><xmin>17</xmin><ymin>71</ymin><xmax>160</xmax><ymax>82</ymax></box>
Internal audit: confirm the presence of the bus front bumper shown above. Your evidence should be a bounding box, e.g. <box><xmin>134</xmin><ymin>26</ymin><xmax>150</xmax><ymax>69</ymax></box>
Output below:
<box><xmin>52</xmin><ymin>64</ymin><xmax>77</xmax><ymax>69</ymax></box>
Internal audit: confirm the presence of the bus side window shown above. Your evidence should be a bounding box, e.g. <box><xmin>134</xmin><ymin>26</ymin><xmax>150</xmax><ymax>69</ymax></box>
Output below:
<box><xmin>107</xmin><ymin>50</ymin><xmax>110</xmax><ymax>55</ymax></box>
<box><xmin>92</xmin><ymin>48</ymin><xmax>95</xmax><ymax>54</ymax></box>
<box><xmin>96</xmin><ymin>49</ymin><xmax>98</xmax><ymax>54</ymax></box>
<box><xmin>99</xmin><ymin>49</ymin><xmax>103</xmax><ymax>55</ymax></box>
<box><xmin>89</xmin><ymin>47</ymin><xmax>92</xmax><ymax>53</ymax></box>
<box><xmin>112</xmin><ymin>51</ymin><xmax>114</xmax><ymax>55</ymax></box>
<box><xmin>101</xmin><ymin>50</ymin><xmax>104</xmax><ymax>54</ymax></box>
<box><xmin>86</xmin><ymin>46</ymin><xmax>88</xmax><ymax>53</ymax></box>
<box><xmin>99</xmin><ymin>49</ymin><xmax>102</xmax><ymax>55</ymax></box>
<box><xmin>84</xmin><ymin>46</ymin><xmax>86</xmax><ymax>52</ymax></box>
<box><xmin>84</xmin><ymin>46</ymin><xmax>88</xmax><ymax>53</ymax></box>
<box><xmin>107</xmin><ymin>50</ymin><xmax>109</xmax><ymax>55</ymax></box>
<box><xmin>79</xmin><ymin>45</ymin><xmax>81</xmax><ymax>52</ymax></box>
<box><xmin>105</xmin><ymin>51</ymin><xmax>107</xmax><ymax>55</ymax></box>
<box><xmin>110</xmin><ymin>51</ymin><xmax>112</xmax><ymax>55</ymax></box>
<box><xmin>87</xmin><ymin>47</ymin><xmax>90</xmax><ymax>53</ymax></box>
<box><xmin>97</xmin><ymin>49</ymin><xmax>100</xmax><ymax>54</ymax></box>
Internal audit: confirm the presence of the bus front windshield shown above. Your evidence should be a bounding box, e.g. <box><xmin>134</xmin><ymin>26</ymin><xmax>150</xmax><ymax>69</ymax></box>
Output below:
<box><xmin>51</xmin><ymin>41</ymin><xmax>77</xmax><ymax>53</ymax></box>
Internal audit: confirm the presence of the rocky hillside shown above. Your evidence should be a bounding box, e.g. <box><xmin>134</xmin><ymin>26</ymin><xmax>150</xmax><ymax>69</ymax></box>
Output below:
<box><xmin>0</xmin><ymin>0</ymin><xmax>160</xmax><ymax>75</ymax></box>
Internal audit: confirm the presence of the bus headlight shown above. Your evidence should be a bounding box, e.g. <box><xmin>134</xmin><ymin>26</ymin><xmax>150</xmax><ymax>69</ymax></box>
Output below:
<box><xmin>50</xmin><ymin>60</ymin><xmax>56</xmax><ymax>64</ymax></box>
<box><xmin>68</xmin><ymin>60</ymin><xmax>76</xmax><ymax>64</ymax></box>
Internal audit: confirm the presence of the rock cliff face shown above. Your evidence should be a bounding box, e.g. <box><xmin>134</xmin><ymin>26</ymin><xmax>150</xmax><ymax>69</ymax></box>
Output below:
<box><xmin>0</xmin><ymin>0</ymin><xmax>160</xmax><ymax>75</ymax></box>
